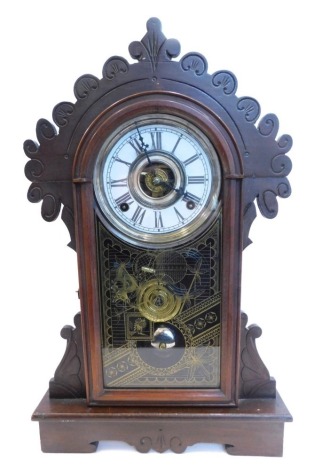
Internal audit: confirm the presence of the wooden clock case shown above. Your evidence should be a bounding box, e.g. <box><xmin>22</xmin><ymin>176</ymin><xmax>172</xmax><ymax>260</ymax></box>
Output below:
<box><xmin>24</xmin><ymin>18</ymin><xmax>292</xmax><ymax>455</ymax></box>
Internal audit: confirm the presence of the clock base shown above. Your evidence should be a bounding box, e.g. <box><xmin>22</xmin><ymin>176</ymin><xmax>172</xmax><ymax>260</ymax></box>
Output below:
<box><xmin>32</xmin><ymin>391</ymin><xmax>292</xmax><ymax>456</ymax></box>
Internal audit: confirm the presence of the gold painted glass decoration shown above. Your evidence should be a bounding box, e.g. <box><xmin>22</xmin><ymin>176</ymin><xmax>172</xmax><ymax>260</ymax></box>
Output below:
<box><xmin>97</xmin><ymin>213</ymin><xmax>221</xmax><ymax>388</ymax></box>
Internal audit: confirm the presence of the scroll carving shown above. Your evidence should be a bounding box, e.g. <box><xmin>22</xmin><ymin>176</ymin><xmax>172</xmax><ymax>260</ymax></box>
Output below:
<box><xmin>258</xmin><ymin>113</ymin><xmax>279</xmax><ymax>137</ymax></box>
<box><xmin>24</xmin><ymin>17</ymin><xmax>292</xmax><ymax>251</ymax></box>
<box><xmin>36</xmin><ymin>118</ymin><xmax>57</xmax><ymax>141</ymax></box>
<box><xmin>212</xmin><ymin>70</ymin><xmax>237</xmax><ymax>95</ymax></box>
<box><xmin>49</xmin><ymin>313</ymin><xmax>86</xmax><ymax>398</ymax></box>
<box><xmin>53</xmin><ymin>102</ymin><xmax>75</xmax><ymax>127</ymax></box>
<box><xmin>237</xmin><ymin>97</ymin><xmax>261</xmax><ymax>123</ymax></box>
<box><xmin>24</xmin><ymin>129</ymin><xmax>75</xmax><ymax>248</ymax></box>
<box><xmin>135</xmin><ymin>430</ymin><xmax>186</xmax><ymax>454</ymax></box>
<box><xmin>257</xmin><ymin>184</ymin><xmax>291</xmax><ymax>219</ymax></box>
<box><xmin>239</xmin><ymin>312</ymin><xmax>276</xmax><ymax>398</ymax></box>
<box><xmin>181</xmin><ymin>53</ymin><xmax>207</xmax><ymax>76</ymax></box>
<box><xmin>103</xmin><ymin>56</ymin><xmax>129</xmax><ymax>79</ymax></box>
<box><xmin>74</xmin><ymin>74</ymin><xmax>99</xmax><ymax>99</ymax></box>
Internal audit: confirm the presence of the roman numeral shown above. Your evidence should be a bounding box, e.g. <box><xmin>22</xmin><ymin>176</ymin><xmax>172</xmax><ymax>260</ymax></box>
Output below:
<box><xmin>182</xmin><ymin>192</ymin><xmax>201</xmax><ymax>204</ymax></box>
<box><xmin>115</xmin><ymin>191</ymin><xmax>133</xmax><ymax>206</ymax></box>
<box><xmin>171</xmin><ymin>136</ymin><xmax>182</xmax><ymax>154</ymax></box>
<box><xmin>131</xmin><ymin>206</ymin><xmax>146</xmax><ymax>224</ymax></box>
<box><xmin>110</xmin><ymin>178</ymin><xmax>128</xmax><ymax>187</ymax></box>
<box><xmin>154</xmin><ymin>211</ymin><xmax>163</xmax><ymax>228</ymax></box>
<box><xmin>150</xmin><ymin>130</ymin><xmax>162</xmax><ymax>150</ymax></box>
<box><xmin>183</xmin><ymin>154</ymin><xmax>199</xmax><ymax>166</ymax></box>
<box><xmin>114</xmin><ymin>156</ymin><xmax>131</xmax><ymax>167</ymax></box>
<box><xmin>187</xmin><ymin>175</ymin><xmax>205</xmax><ymax>184</ymax></box>
<box><xmin>174</xmin><ymin>207</ymin><xmax>185</xmax><ymax>224</ymax></box>
<box><xmin>128</xmin><ymin>137</ymin><xmax>142</xmax><ymax>155</ymax></box>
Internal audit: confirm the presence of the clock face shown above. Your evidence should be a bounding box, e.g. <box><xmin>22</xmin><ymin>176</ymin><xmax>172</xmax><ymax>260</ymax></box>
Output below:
<box><xmin>94</xmin><ymin>114</ymin><xmax>221</xmax><ymax>247</ymax></box>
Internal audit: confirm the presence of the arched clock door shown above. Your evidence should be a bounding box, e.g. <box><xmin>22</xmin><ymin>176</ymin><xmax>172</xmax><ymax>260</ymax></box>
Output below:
<box><xmin>73</xmin><ymin>94</ymin><xmax>242</xmax><ymax>405</ymax></box>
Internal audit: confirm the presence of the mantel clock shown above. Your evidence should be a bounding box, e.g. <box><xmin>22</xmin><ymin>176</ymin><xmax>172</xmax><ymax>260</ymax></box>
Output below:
<box><xmin>24</xmin><ymin>18</ymin><xmax>292</xmax><ymax>455</ymax></box>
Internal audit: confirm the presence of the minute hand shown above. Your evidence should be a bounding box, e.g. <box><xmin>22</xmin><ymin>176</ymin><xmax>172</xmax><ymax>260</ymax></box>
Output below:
<box><xmin>135</xmin><ymin>124</ymin><xmax>152</xmax><ymax>165</ymax></box>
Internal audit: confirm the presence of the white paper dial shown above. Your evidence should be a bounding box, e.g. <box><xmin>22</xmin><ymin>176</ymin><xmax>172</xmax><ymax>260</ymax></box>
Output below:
<box><xmin>94</xmin><ymin>114</ymin><xmax>221</xmax><ymax>247</ymax></box>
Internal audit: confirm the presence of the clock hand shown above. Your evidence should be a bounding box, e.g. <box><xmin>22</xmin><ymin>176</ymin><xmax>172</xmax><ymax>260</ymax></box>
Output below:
<box><xmin>158</xmin><ymin>181</ymin><xmax>197</xmax><ymax>209</ymax></box>
<box><xmin>158</xmin><ymin>180</ymin><xmax>184</xmax><ymax>195</ymax></box>
<box><xmin>135</xmin><ymin>123</ymin><xmax>152</xmax><ymax>166</ymax></box>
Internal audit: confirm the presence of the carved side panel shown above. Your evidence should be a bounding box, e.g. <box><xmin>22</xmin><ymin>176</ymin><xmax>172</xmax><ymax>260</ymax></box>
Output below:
<box><xmin>239</xmin><ymin>312</ymin><xmax>276</xmax><ymax>398</ymax></box>
<box><xmin>49</xmin><ymin>313</ymin><xmax>86</xmax><ymax>398</ymax></box>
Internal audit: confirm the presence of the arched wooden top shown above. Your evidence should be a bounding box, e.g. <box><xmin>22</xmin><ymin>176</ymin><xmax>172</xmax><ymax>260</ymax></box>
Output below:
<box><xmin>24</xmin><ymin>17</ymin><xmax>292</xmax><ymax>250</ymax></box>
<box><xmin>72</xmin><ymin>93</ymin><xmax>242</xmax><ymax>182</ymax></box>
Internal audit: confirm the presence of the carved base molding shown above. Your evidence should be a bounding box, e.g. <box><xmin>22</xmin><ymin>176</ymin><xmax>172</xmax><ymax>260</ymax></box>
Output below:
<box><xmin>32</xmin><ymin>391</ymin><xmax>292</xmax><ymax>456</ymax></box>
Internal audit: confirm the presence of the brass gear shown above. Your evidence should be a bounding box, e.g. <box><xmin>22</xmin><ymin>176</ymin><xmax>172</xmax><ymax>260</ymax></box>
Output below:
<box><xmin>144</xmin><ymin>168</ymin><xmax>171</xmax><ymax>197</ymax></box>
<box><xmin>137</xmin><ymin>279</ymin><xmax>182</xmax><ymax>322</ymax></box>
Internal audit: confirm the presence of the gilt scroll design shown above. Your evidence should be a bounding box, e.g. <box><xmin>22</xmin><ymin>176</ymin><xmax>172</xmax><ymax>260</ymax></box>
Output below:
<box><xmin>49</xmin><ymin>313</ymin><xmax>86</xmax><ymax>398</ymax></box>
<box><xmin>98</xmin><ymin>215</ymin><xmax>221</xmax><ymax>389</ymax></box>
<box><xmin>24</xmin><ymin>17</ymin><xmax>292</xmax><ymax>251</ymax></box>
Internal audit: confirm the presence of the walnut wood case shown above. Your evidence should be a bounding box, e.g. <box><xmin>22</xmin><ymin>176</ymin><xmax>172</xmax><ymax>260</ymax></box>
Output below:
<box><xmin>25</xmin><ymin>18</ymin><xmax>292</xmax><ymax>455</ymax></box>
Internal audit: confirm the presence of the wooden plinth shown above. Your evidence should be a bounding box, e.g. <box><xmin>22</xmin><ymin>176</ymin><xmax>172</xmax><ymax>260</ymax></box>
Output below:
<box><xmin>32</xmin><ymin>391</ymin><xmax>292</xmax><ymax>456</ymax></box>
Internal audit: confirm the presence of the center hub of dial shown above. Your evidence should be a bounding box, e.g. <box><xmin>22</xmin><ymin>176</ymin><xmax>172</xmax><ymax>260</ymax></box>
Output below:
<box><xmin>142</xmin><ymin>166</ymin><xmax>175</xmax><ymax>198</ymax></box>
<box><xmin>129</xmin><ymin>153</ymin><xmax>185</xmax><ymax>209</ymax></box>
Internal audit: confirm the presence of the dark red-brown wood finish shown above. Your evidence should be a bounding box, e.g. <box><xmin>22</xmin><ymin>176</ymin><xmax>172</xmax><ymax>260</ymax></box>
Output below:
<box><xmin>73</xmin><ymin>94</ymin><xmax>241</xmax><ymax>406</ymax></box>
<box><xmin>25</xmin><ymin>18</ymin><xmax>292</xmax><ymax>455</ymax></box>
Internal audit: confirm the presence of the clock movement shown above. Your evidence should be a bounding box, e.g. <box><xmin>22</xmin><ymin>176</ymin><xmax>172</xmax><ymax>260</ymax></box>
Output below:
<box><xmin>24</xmin><ymin>18</ymin><xmax>292</xmax><ymax>455</ymax></box>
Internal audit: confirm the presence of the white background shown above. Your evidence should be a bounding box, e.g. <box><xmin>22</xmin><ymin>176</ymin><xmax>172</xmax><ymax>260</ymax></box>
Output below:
<box><xmin>1</xmin><ymin>0</ymin><xmax>313</xmax><ymax>468</ymax></box>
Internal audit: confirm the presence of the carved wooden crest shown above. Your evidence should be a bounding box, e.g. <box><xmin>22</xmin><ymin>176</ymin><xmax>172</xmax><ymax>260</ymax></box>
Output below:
<box><xmin>24</xmin><ymin>17</ymin><xmax>292</xmax><ymax>251</ymax></box>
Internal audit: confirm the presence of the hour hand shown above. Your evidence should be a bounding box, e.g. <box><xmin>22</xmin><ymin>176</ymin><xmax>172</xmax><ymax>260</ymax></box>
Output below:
<box><xmin>159</xmin><ymin>180</ymin><xmax>184</xmax><ymax>195</ymax></box>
